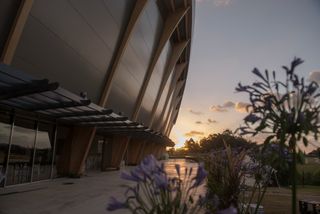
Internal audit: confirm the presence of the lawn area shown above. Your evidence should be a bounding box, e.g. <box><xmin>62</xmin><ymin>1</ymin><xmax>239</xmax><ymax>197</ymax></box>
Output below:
<box><xmin>261</xmin><ymin>186</ymin><xmax>320</xmax><ymax>213</ymax></box>
<box><xmin>297</xmin><ymin>163</ymin><xmax>320</xmax><ymax>173</ymax></box>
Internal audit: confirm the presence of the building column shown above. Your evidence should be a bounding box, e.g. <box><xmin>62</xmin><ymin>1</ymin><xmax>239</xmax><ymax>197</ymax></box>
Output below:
<box><xmin>139</xmin><ymin>141</ymin><xmax>155</xmax><ymax>160</ymax></box>
<box><xmin>154</xmin><ymin>144</ymin><xmax>165</xmax><ymax>159</ymax></box>
<box><xmin>101</xmin><ymin>135</ymin><xmax>130</xmax><ymax>170</ymax></box>
<box><xmin>127</xmin><ymin>138</ymin><xmax>146</xmax><ymax>165</ymax></box>
<box><xmin>56</xmin><ymin>126</ymin><xmax>96</xmax><ymax>176</ymax></box>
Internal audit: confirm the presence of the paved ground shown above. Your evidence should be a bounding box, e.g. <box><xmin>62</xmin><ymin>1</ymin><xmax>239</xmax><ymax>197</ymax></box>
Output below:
<box><xmin>0</xmin><ymin>169</ymin><xmax>133</xmax><ymax>214</ymax></box>
<box><xmin>0</xmin><ymin>159</ymin><xmax>203</xmax><ymax>214</ymax></box>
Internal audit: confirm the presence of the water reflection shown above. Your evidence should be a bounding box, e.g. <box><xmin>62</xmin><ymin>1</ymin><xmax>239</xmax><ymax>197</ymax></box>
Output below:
<box><xmin>162</xmin><ymin>158</ymin><xmax>206</xmax><ymax>196</ymax></box>
<box><xmin>162</xmin><ymin>158</ymin><xmax>199</xmax><ymax>177</ymax></box>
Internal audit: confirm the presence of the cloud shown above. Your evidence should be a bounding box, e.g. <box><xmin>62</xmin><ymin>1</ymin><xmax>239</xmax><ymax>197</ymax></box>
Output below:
<box><xmin>235</xmin><ymin>102</ymin><xmax>250</xmax><ymax>113</ymax></box>
<box><xmin>223</xmin><ymin>101</ymin><xmax>235</xmax><ymax>108</ymax></box>
<box><xmin>210</xmin><ymin>101</ymin><xmax>235</xmax><ymax>112</ymax></box>
<box><xmin>211</xmin><ymin>101</ymin><xmax>250</xmax><ymax>113</ymax></box>
<box><xmin>309</xmin><ymin>70</ymin><xmax>320</xmax><ymax>83</ymax></box>
<box><xmin>210</xmin><ymin>105</ymin><xmax>228</xmax><ymax>112</ymax></box>
<box><xmin>195</xmin><ymin>121</ymin><xmax>203</xmax><ymax>124</ymax></box>
<box><xmin>196</xmin><ymin>0</ymin><xmax>232</xmax><ymax>7</ymax></box>
<box><xmin>213</xmin><ymin>0</ymin><xmax>232</xmax><ymax>6</ymax></box>
<box><xmin>208</xmin><ymin>119</ymin><xmax>218</xmax><ymax>123</ymax></box>
<box><xmin>189</xmin><ymin>109</ymin><xmax>203</xmax><ymax>115</ymax></box>
<box><xmin>184</xmin><ymin>130</ymin><xmax>205</xmax><ymax>137</ymax></box>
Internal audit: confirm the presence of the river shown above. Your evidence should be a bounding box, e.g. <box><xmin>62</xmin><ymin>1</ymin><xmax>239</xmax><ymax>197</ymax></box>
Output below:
<box><xmin>162</xmin><ymin>158</ymin><xmax>207</xmax><ymax>197</ymax></box>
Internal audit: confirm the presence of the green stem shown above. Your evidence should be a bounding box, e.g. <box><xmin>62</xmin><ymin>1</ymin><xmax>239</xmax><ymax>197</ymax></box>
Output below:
<box><xmin>255</xmin><ymin>186</ymin><xmax>267</xmax><ymax>214</ymax></box>
<box><xmin>292</xmin><ymin>148</ymin><xmax>297</xmax><ymax>214</ymax></box>
<box><xmin>245</xmin><ymin>182</ymin><xmax>257</xmax><ymax>214</ymax></box>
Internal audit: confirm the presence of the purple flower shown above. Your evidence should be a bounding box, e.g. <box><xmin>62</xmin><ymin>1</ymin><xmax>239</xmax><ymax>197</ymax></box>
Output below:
<box><xmin>190</xmin><ymin>164</ymin><xmax>207</xmax><ymax>189</ymax></box>
<box><xmin>120</xmin><ymin>171</ymin><xmax>144</xmax><ymax>182</ymax></box>
<box><xmin>139</xmin><ymin>155</ymin><xmax>162</xmax><ymax>175</ymax></box>
<box><xmin>217</xmin><ymin>206</ymin><xmax>238</xmax><ymax>214</ymax></box>
<box><xmin>154</xmin><ymin>173</ymin><xmax>168</xmax><ymax>190</ymax></box>
<box><xmin>107</xmin><ymin>197</ymin><xmax>127</xmax><ymax>211</ymax></box>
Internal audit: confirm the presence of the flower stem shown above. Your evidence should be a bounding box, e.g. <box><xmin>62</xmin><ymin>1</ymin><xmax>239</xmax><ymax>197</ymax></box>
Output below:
<box><xmin>292</xmin><ymin>147</ymin><xmax>297</xmax><ymax>214</ymax></box>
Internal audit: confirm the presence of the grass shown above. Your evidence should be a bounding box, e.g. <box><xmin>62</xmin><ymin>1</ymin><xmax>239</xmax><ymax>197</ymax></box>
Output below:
<box><xmin>258</xmin><ymin>186</ymin><xmax>320</xmax><ymax>213</ymax></box>
<box><xmin>297</xmin><ymin>163</ymin><xmax>320</xmax><ymax>174</ymax></box>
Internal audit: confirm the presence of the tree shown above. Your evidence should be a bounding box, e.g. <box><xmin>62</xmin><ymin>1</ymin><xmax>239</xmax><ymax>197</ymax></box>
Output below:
<box><xmin>199</xmin><ymin>130</ymin><xmax>254</xmax><ymax>153</ymax></box>
<box><xmin>184</xmin><ymin>138</ymin><xmax>201</xmax><ymax>153</ymax></box>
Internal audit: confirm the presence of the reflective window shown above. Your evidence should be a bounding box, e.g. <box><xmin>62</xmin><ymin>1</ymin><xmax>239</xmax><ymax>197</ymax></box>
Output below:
<box><xmin>32</xmin><ymin>123</ymin><xmax>54</xmax><ymax>181</ymax></box>
<box><xmin>6</xmin><ymin>118</ymin><xmax>35</xmax><ymax>186</ymax></box>
<box><xmin>0</xmin><ymin>113</ymin><xmax>11</xmax><ymax>187</ymax></box>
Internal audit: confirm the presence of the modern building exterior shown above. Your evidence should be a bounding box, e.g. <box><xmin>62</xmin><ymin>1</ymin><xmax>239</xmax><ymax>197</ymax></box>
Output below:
<box><xmin>0</xmin><ymin>0</ymin><xmax>194</xmax><ymax>187</ymax></box>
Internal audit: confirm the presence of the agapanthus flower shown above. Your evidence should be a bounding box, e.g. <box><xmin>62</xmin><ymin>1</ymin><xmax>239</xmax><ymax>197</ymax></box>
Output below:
<box><xmin>154</xmin><ymin>173</ymin><xmax>168</xmax><ymax>190</ymax></box>
<box><xmin>190</xmin><ymin>164</ymin><xmax>207</xmax><ymax>189</ymax></box>
<box><xmin>107</xmin><ymin>155</ymin><xmax>208</xmax><ymax>213</ymax></box>
<box><xmin>217</xmin><ymin>206</ymin><xmax>237</xmax><ymax>214</ymax></box>
<box><xmin>107</xmin><ymin>197</ymin><xmax>127</xmax><ymax>211</ymax></box>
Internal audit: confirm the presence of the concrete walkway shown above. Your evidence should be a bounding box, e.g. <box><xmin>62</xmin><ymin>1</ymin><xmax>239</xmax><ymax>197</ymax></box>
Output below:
<box><xmin>0</xmin><ymin>169</ymin><xmax>133</xmax><ymax>214</ymax></box>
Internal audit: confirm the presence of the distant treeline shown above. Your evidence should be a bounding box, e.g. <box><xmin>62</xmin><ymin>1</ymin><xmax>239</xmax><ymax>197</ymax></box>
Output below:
<box><xmin>169</xmin><ymin>129</ymin><xmax>256</xmax><ymax>156</ymax></box>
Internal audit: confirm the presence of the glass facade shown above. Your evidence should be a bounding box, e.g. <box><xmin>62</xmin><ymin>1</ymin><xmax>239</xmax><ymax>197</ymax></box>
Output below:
<box><xmin>0</xmin><ymin>113</ymin><xmax>12</xmax><ymax>187</ymax></box>
<box><xmin>6</xmin><ymin>118</ymin><xmax>35</xmax><ymax>185</ymax></box>
<box><xmin>85</xmin><ymin>137</ymin><xmax>104</xmax><ymax>171</ymax></box>
<box><xmin>32</xmin><ymin>123</ymin><xmax>54</xmax><ymax>182</ymax></box>
<box><xmin>0</xmin><ymin>113</ymin><xmax>57</xmax><ymax>187</ymax></box>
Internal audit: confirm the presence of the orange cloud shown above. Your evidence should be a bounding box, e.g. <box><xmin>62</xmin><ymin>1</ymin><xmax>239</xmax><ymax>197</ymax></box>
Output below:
<box><xmin>210</xmin><ymin>101</ymin><xmax>235</xmax><ymax>112</ymax></box>
<box><xmin>189</xmin><ymin>109</ymin><xmax>203</xmax><ymax>115</ymax></box>
<box><xmin>210</xmin><ymin>105</ymin><xmax>228</xmax><ymax>112</ymax></box>
<box><xmin>184</xmin><ymin>130</ymin><xmax>205</xmax><ymax>137</ymax></box>
<box><xmin>235</xmin><ymin>102</ymin><xmax>250</xmax><ymax>113</ymax></box>
<box><xmin>211</xmin><ymin>101</ymin><xmax>250</xmax><ymax>113</ymax></box>
<box><xmin>208</xmin><ymin>119</ymin><xmax>218</xmax><ymax>123</ymax></box>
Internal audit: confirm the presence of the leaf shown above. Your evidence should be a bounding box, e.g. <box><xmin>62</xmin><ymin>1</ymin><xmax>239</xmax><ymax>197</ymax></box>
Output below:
<box><xmin>282</xmin><ymin>66</ymin><xmax>289</xmax><ymax>74</ymax></box>
<box><xmin>302</xmin><ymin>137</ymin><xmax>308</xmax><ymax>147</ymax></box>
<box><xmin>264</xmin><ymin>135</ymin><xmax>275</xmax><ymax>144</ymax></box>
<box><xmin>272</xmin><ymin>70</ymin><xmax>276</xmax><ymax>80</ymax></box>
<box><xmin>291</xmin><ymin>57</ymin><xmax>304</xmax><ymax>69</ymax></box>
<box><xmin>252</xmin><ymin>68</ymin><xmax>268</xmax><ymax>83</ymax></box>
<box><xmin>265</xmin><ymin>69</ymin><xmax>269</xmax><ymax>81</ymax></box>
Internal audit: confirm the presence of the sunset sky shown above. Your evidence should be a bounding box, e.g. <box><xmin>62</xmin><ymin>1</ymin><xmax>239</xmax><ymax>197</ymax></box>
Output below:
<box><xmin>170</xmin><ymin>0</ymin><xmax>320</xmax><ymax>149</ymax></box>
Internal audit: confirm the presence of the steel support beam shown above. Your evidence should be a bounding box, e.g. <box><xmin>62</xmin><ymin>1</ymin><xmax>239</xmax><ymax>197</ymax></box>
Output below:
<box><xmin>131</xmin><ymin>7</ymin><xmax>189</xmax><ymax>120</ymax></box>
<box><xmin>149</xmin><ymin>40</ymin><xmax>189</xmax><ymax>127</ymax></box>
<box><xmin>162</xmin><ymin>85</ymin><xmax>184</xmax><ymax>134</ymax></box>
<box><xmin>1</xmin><ymin>0</ymin><xmax>34</xmax><ymax>64</ymax></box>
<box><xmin>156</xmin><ymin>63</ymin><xmax>186</xmax><ymax>129</ymax></box>
<box><xmin>99</xmin><ymin>0</ymin><xmax>148</xmax><ymax>107</ymax></box>
<box><xmin>160</xmin><ymin>81</ymin><xmax>185</xmax><ymax>132</ymax></box>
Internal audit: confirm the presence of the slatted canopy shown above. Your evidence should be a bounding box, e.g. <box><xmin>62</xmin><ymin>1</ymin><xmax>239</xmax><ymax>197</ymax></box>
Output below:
<box><xmin>0</xmin><ymin>64</ymin><xmax>174</xmax><ymax>147</ymax></box>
